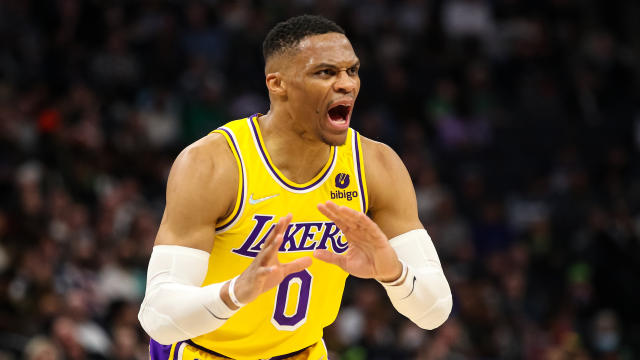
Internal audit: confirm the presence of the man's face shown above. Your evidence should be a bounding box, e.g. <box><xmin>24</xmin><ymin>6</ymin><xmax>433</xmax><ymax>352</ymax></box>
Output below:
<box><xmin>282</xmin><ymin>32</ymin><xmax>360</xmax><ymax>146</ymax></box>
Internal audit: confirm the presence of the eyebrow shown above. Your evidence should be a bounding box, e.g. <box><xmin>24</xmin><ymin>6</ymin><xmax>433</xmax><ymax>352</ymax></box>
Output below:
<box><xmin>312</xmin><ymin>60</ymin><xmax>360</xmax><ymax>69</ymax></box>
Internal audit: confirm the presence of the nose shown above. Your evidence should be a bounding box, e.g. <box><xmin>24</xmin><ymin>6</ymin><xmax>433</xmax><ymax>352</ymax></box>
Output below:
<box><xmin>333</xmin><ymin>70</ymin><xmax>357</xmax><ymax>94</ymax></box>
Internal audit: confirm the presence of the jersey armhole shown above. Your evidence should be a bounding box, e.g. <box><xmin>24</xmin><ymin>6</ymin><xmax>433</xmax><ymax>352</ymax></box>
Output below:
<box><xmin>352</xmin><ymin>130</ymin><xmax>369</xmax><ymax>213</ymax></box>
<box><xmin>211</xmin><ymin>127</ymin><xmax>246</xmax><ymax>232</ymax></box>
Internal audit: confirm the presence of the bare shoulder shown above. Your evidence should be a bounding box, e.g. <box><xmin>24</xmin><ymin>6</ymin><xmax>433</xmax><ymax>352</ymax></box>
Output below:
<box><xmin>155</xmin><ymin>133</ymin><xmax>238</xmax><ymax>250</ymax></box>
<box><xmin>359</xmin><ymin>136</ymin><xmax>408</xmax><ymax>196</ymax></box>
<box><xmin>170</xmin><ymin>133</ymin><xmax>233</xmax><ymax>186</ymax></box>
<box><xmin>171</xmin><ymin>132</ymin><xmax>236</xmax><ymax>182</ymax></box>
<box><xmin>360</xmin><ymin>136</ymin><xmax>404</xmax><ymax>174</ymax></box>
<box><xmin>170</xmin><ymin>132</ymin><xmax>238</xmax><ymax>213</ymax></box>
<box><xmin>359</xmin><ymin>135</ymin><xmax>422</xmax><ymax>237</ymax></box>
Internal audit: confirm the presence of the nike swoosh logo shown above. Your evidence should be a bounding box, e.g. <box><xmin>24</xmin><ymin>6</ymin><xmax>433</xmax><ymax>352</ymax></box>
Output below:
<box><xmin>249</xmin><ymin>193</ymin><xmax>279</xmax><ymax>205</ymax></box>
<box><xmin>401</xmin><ymin>276</ymin><xmax>417</xmax><ymax>300</ymax></box>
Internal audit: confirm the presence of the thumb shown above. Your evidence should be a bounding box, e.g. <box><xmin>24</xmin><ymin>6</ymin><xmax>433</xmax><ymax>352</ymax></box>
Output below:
<box><xmin>313</xmin><ymin>249</ymin><xmax>346</xmax><ymax>269</ymax></box>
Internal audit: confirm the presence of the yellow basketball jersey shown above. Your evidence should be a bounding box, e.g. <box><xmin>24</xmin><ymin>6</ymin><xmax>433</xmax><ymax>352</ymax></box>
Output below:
<box><xmin>189</xmin><ymin>114</ymin><xmax>368</xmax><ymax>359</ymax></box>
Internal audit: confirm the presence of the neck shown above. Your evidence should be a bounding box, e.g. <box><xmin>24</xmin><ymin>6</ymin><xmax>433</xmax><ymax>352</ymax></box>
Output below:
<box><xmin>257</xmin><ymin>109</ymin><xmax>331</xmax><ymax>184</ymax></box>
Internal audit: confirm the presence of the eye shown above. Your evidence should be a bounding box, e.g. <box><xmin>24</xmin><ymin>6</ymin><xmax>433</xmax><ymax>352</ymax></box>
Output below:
<box><xmin>347</xmin><ymin>66</ymin><xmax>359</xmax><ymax>76</ymax></box>
<box><xmin>316</xmin><ymin>69</ymin><xmax>336</xmax><ymax>77</ymax></box>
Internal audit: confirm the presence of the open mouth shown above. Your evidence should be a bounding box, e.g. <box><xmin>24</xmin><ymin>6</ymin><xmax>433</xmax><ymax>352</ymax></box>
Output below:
<box><xmin>328</xmin><ymin>104</ymin><xmax>351</xmax><ymax>124</ymax></box>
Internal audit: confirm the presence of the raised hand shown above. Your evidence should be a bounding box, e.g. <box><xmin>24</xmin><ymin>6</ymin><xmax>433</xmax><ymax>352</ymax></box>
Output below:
<box><xmin>229</xmin><ymin>215</ymin><xmax>312</xmax><ymax>308</ymax></box>
<box><xmin>314</xmin><ymin>201</ymin><xmax>403</xmax><ymax>282</ymax></box>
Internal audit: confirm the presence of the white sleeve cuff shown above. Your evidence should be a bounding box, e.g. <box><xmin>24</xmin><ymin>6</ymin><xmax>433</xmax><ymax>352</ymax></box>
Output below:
<box><xmin>381</xmin><ymin>229</ymin><xmax>452</xmax><ymax>330</ymax></box>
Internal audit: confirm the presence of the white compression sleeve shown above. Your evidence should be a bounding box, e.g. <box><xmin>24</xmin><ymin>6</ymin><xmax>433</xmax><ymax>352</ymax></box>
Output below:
<box><xmin>379</xmin><ymin>229</ymin><xmax>452</xmax><ymax>330</ymax></box>
<box><xmin>137</xmin><ymin>245</ymin><xmax>238</xmax><ymax>345</ymax></box>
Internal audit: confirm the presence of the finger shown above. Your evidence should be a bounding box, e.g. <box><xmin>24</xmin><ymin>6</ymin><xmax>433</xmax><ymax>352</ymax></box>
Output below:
<box><xmin>324</xmin><ymin>201</ymin><xmax>367</xmax><ymax>230</ymax></box>
<box><xmin>333</xmin><ymin>204</ymin><xmax>368</xmax><ymax>226</ymax></box>
<box><xmin>259</xmin><ymin>233</ymin><xmax>285</xmax><ymax>265</ymax></box>
<box><xmin>277</xmin><ymin>214</ymin><xmax>293</xmax><ymax>236</ymax></box>
<box><xmin>254</xmin><ymin>230</ymin><xmax>275</xmax><ymax>262</ymax></box>
<box><xmin>269</xmin><ymin>214</ymin><xmax>292</xmax><ymax>254</ymax></box>
<box><xmin>318</xmin><ymin>202</ymin><xmax>352</xmax><ymax>231</ymax></box>
<box><xmin>313</xmin><ymin>249</ymin><xmax>347</xmax><ymax>269</ymax></box>
<box><xmin>331</xmin><ymin>204</ymin><xmax>383</xmax><ymax>237</ymax></box>
<box><xmin>264</xmin><ymin>214</ymin><xmax>292</xmax><ymax>249</ymax></box>
<box><xmin>323</xmin><ymin>200</ymin><xmax>358</xmax><ymax>217</ymax></box>
<box><xmin>279</xmin><ymin>257</ymin><xmax>312</xmax><ymax>275</ymax></box>
<box><xmin>270</xmin><ymin>214</ymin><xmax>292</xmax><ymax>248</ymax></box>
<box><xmin>319</xmin><ymin>202</ymin><xmax>372</xmax><ymax>240</ymax></box>
<box><xmin>257</xmin><ymin>214</ymin><xmax>292</xmax><ymax>259</ymax></box>
<box><xmin>337</xmin><ymin>210</ymin><xmax>388</xmax><ymax>247</ymax></box>
<box><xmin>320</xmin><ymin>203</ymin><xmax>385</xmax><ymax>247</ymax></box>
<box><xmin>317</xmin><ymin>202</ymin><xmax>341</xmax><ymax>221</ymax></box>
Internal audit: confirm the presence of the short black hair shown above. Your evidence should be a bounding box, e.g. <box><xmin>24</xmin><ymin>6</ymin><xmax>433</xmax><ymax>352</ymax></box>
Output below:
<box><xmin>263</xmin><ymin>15</ymin><xmax>345</xmax><ymax>62</ymax></box>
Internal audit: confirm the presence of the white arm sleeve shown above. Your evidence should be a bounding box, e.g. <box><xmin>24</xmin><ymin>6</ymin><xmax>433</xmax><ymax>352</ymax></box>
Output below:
<box><xmin>137</xmin><ymin>245</ymin><xmax>237</xmax><ymax>345</ymax></box>
<box><xmin>379</xmin><ymin>229</ymin><xmax>453</xmax><ymax>330</ymax></box>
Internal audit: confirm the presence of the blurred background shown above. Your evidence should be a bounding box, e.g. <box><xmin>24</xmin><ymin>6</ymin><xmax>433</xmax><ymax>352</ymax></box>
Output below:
<box><xmin>1</xmin><ymin>0</ymin><xmax>639</xmax><ymax>359</ymax></box>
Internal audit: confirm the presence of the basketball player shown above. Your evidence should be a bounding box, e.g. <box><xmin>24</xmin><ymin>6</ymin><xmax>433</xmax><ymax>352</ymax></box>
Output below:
<box><xmin>138</xmin><ymin>15</ymin><xmax>452</xmax><ymax>360</ymax></box>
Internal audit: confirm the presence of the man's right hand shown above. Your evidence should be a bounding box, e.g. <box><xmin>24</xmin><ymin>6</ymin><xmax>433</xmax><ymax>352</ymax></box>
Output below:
<box><xmin>220</xmin><ymin>214</ymin><xmax>312</xmax><ymax>310</ymax></box>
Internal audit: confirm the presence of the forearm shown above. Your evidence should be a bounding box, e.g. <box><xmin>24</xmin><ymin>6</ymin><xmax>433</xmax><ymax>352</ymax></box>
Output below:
<box><xmin>137</xmin><ymin>245</ymin><xmax>238</xmax><ymax>344</ymax></box>
<box><xmin>379</xmin><ymin>229</ymin><xmax>452</xmax><ymax>330</ymax></box>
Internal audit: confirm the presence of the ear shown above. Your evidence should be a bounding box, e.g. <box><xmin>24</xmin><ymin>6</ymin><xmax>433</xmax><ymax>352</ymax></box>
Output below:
<box><xmin>266</xmin><ymin>72</ymin><xmax>286</xmax><ymax>96</ymax></box>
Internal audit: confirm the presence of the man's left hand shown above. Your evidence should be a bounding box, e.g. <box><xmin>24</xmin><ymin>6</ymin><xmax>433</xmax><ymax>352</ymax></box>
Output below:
<box><xmin>314</xmin><ymin>201</ymin><xmax>403</xmax><ymax>283</ymax></box>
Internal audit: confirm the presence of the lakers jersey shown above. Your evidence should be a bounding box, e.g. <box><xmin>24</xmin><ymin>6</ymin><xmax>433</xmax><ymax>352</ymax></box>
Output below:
<box><xmin>189</xmin><ymin>114</ymin><xmax>368</xmax><ymax>359</ymax></box>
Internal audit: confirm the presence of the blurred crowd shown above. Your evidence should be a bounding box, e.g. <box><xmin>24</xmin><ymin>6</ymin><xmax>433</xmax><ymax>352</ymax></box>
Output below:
<box><xmin>1</xmin><ymin>0</ymin><xmax>639</xmax><ymax>359</ymax></box>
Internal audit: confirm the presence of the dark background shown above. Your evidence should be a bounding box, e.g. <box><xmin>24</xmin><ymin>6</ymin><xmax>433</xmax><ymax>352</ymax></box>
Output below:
<box><xmin>1</xmin><ymin>0</ymin><xmax>639</xmax><ymax>359</ymax></box>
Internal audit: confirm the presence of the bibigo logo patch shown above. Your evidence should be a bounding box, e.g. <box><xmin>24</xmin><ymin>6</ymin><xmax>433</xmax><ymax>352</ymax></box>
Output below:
<box><xmin>335</xmin><ymin>173</ymin><xmax>350</xmax><ymax>189</ymax></box>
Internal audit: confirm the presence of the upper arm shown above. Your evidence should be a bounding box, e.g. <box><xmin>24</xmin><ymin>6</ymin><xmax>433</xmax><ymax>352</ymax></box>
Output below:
<box><xmin>154</xmin><ymin>133</ymin><xmax>238</xmax><ymax>252</ymax></box>
<box><xmin>362</xmin><ymin>137</ymin><xmax>423</xmax><ymax>238</ymax></box>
